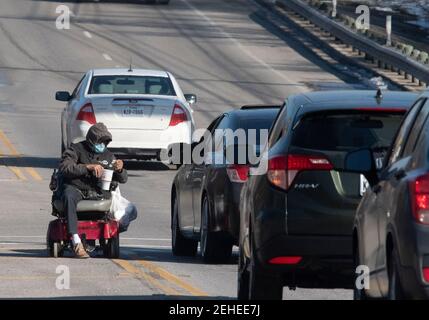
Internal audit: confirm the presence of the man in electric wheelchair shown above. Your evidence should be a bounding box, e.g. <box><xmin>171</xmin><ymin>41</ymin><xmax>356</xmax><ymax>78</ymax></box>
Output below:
<box><xmin>54</xmin><ymin>123</ymin><xmax>128</xmax><ymax>258</ymax></box>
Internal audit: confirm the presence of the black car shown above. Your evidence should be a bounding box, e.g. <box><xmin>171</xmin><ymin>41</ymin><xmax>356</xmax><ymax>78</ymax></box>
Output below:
<box><xmin>348</xmin><ymin>93</ymin><xmax>429</xmax><ymax>300</ymax></box>
<box><xmin>171</xmin><ymin>106</ymin><xmax>280</xmax><ymax>263</ymax></box>
<box><xmin>237</xmin><ymin>90</ymin><xmax>418</xmax><ymax>299</ymax></box>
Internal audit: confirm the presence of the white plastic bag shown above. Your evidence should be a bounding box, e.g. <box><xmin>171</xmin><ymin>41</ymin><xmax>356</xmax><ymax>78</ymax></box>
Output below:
<box><xmin>110</xmin><ymin>187</ymin><xmax>138</xmax><ymax>232</ymax></box>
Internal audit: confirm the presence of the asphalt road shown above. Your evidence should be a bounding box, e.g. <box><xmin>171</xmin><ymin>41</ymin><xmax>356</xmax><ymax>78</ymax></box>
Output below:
<box><xmin>0</xmin><ymin>0</ymin><xmax>353</xmax><ymax>299</ymax></box>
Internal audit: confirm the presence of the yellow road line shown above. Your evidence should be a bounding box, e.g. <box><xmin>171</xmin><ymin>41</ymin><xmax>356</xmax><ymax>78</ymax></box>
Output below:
<box><xmin>112</xmin><ymin>259</ymin><xmax>181</xmax><ymax>296</ymax></box>
<box><xmin>132</xmin><ymin>255</ymin><xmax>208</xmax><ymax>297</ymax></box>
<box><xmin>7</xmin><ymin>166</ymin><xmax>27</xmax><ymax>180</ymax></box>
<box><xmin>24</xmin><ymin>167</ymin><xmax>43</xmax><ymax>181</ymax></box>
<box><xmin>0</xmin><ymin>129</ymin><xmax>42</xmax><ymax>181</ymax></box>
<box><xmin>0</xmin><ymin>130</ymin><xmax>20</xmax><ymax>155</ymax></box>
<box><xmin>0</xmin><ymin>144</ymin><xmax>25</xmax><ymax>181</ymax></box>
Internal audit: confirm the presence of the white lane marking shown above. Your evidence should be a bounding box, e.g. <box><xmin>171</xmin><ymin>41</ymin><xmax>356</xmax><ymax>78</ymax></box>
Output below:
<box><xmin>179</xmin><ymin>0</ymin><xmax>305</xmax><ymax>92</ymax></box>
<box><xmin>102</xmin><ymin>53</ymin><xmax>113</xmax><ymax>61</ymax></box>
<box><xmin>83</xmin><ymin>31</ymin><xmax>92</xmax><ymax>39</ymax></box>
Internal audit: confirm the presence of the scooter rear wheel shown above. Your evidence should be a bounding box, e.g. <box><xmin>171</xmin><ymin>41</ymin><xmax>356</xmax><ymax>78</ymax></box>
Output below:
<box><xmin>103</xmin><ymin>236</ymin><xmax>120</xmax><ymax>259</ymax></box>
<box><xmin>48</xmin><ymin>241</ymin><xmax>63</xmax><ymax>258</ymax></box>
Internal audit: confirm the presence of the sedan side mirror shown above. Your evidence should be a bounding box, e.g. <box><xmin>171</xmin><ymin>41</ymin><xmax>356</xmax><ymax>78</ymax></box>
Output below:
<box><xmin>344</xmin><ymin>148</ymin><xmax>379</xmax><ymax>186</ymax></box>
<box><xmin>55</xmin><ymin>91</ymin><xmax>72</xmax><ymax>102</ymax></box>
<box><xmin>184</xmin><ymin>94</ymin><xmax>197</xmax><ymax>105</ymax></box>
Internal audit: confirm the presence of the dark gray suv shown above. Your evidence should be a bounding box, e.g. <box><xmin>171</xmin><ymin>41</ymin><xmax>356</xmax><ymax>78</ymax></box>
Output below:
<box><xmin>238</xmin><ymin>90</ymin><xmax>418</xmax><ymax>300</ymax></box>
<box><xmin>348</xmin><ymin>93</ymin><xmax>429</xmax><ymax>300</ymax></box>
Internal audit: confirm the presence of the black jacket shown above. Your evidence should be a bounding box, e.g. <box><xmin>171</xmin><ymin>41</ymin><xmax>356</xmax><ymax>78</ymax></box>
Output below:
<box><xmin>59</xmin><ymin>123</ymin><xmax>127</xmax><ymax>193</ymax></box>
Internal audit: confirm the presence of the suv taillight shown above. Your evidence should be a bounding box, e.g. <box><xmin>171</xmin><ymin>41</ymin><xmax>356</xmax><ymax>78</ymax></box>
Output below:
<box><xmin>76</xmin><ymin>103</ymin><xmax>96</xmax><ymax>124</ymax></box>
<box><xmin>423</xmin><ymin>267</ymin><xmax>429</xmax><ymax>283</ymax></box>
<box><xmin>267</xmin><ymin>154</ymin><xmax>333</xmax><ymax>191</ymax></box>
<box><xmin>226</xmin><ymin>164</ymin><xmax>249</xmax><ymax>183</ymax></box>
<box><xmin>169</xmin><ymin>104</ymin><xmax>187</xmax><ymax>126</ymax></box>
<box><xmin>411</xmin><ymin>174</ymin><xmax>429</xmax><ymax>225</ymax></box>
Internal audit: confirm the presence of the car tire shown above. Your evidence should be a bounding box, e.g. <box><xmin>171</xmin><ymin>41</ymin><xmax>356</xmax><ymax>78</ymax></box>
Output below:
<box><xmin>200</xmin><ymin>196</ymin><xmax>233</xmax><ymax>264</ymax></box>
<box><xmin>237</xmin><ymin>244</ymin><xmax>250</xmax><ymax>300</ymax></box>
<box><xmin>388</xmin><ymin>249</ymin><xmax>405</xmax><ymax>300</ymax></box>
<box><xmin>248</xmin><ymin>233</ymin><xmax>283</xmax><ymax>300</ymax></box>
<box><xmin>171</xmin><ymin>196</ymin><xmax>198</xmax><ymax>256</ymax></box>
<box><xmin>353</xmin><ymin>245</ymin><xmax>372</xmax><ymax>300</ymax></box>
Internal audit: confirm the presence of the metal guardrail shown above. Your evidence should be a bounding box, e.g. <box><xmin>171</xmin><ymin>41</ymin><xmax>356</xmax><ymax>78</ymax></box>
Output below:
<box><xmin>276</xmin><ymin>0</ymin><xmax>429</xmax><ymax>85</ymax></box>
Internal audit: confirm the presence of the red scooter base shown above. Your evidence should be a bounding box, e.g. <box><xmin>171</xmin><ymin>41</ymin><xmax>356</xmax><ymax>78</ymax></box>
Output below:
<box><xmin>46</xmin><ymin>218</ymin><xmax>120</xmax><ymax>258</ymax></box>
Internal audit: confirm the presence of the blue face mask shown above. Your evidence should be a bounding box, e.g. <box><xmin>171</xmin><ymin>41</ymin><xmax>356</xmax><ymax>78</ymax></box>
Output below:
<box><xmin>93</xmin><ymin>143</ymin><xmax>106</xmax><ymax>154</ymax></box>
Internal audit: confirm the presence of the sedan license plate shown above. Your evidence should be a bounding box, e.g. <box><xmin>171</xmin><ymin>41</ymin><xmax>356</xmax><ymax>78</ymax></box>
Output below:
<box><xmin>122</xmin><ymin>106</ymin><xmax>146</xmax><ymax>116</ymax></box>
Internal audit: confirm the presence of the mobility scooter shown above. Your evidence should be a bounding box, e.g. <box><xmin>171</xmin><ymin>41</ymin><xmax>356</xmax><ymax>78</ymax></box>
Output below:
<box><xmin>47</xmin><ymin>170</ymin><xmax>120</xmax><ymax>258</ymax></box>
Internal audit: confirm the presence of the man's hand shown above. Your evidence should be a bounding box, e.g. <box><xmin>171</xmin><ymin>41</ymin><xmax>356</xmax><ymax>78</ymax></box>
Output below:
<box><xmin>113</xmin><ymin>160</ymin><xmax>124</xmax><ymax>172</ymax></box>
<box><xmin>86</xmin><ymin>164</ymin><xmax>104</xmax><ymax>178</ymax></box>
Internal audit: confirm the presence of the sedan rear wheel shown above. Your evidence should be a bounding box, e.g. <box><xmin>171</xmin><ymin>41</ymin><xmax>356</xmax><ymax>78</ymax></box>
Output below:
<box><xmin>200</xmin><ymin>196</ymin><xmax>232</xmax><ymax>263</ymax></box>
<box><xmin>237</xmin><ymin>244</ymin><xmax>250</xmax><ymax>300</ymax></box>
<box><xmin>388</xmin><ymin>249</ymin><xmax>405</xmax><ymax>300</ymax></box>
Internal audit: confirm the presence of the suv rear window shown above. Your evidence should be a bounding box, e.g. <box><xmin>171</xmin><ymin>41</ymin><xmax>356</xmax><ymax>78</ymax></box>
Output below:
<box><xmin>291</xmin><ymin>111</ymin><xmax>405</xmax><ymax>151</ymax></box>
<box><xmin>238</xmin><ymin>117</ymin><xmax>275</xmax><ymax>132</ymax></box>
<box><xmin>88</xmin><ymin>75</ymin><xmax>176</xmax><ymax>95</ymax></box>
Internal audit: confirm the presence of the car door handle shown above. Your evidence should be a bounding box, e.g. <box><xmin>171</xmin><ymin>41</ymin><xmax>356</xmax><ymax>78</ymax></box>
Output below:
<box><xmin>394</xmin><ymin>169</ymin><xmax>406</xmax><ymax>180</ymax></box>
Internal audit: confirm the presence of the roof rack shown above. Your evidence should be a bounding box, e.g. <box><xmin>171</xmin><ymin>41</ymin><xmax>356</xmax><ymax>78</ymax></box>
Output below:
<box><xmin>240</xmin><ymin>105</ymin><xmax>282</xmax><ymax>110</ymax></box>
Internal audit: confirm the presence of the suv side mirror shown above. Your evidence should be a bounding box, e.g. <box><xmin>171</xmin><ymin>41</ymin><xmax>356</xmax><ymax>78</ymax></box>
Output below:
<box><xmin>184</xmin><ymin>94</ymin><xmax>197</xmax><ymax>105</ymax></box>
<box><xmin>344</xmin><ymin>148</ymin><xmax>379</xmax><ymax>186</ymax></box>
<box><xmin>55</xmin><ymin>91</ymin><xmax>71</xmax><ymax>102</ymax></box>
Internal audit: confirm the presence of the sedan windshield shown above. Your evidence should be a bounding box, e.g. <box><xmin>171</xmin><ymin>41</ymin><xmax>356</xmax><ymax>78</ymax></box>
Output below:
<box><xmin>88</xmin><ymin>75</ymin><xmax>176</xmax><ymax>96</ymax></box>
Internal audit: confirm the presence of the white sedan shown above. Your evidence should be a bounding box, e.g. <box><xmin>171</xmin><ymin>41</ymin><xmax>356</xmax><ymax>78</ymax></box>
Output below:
<box><xmin>56</xmin><ymin>68</ymin><xmax>196</xmax><ymax>162</ymax></box>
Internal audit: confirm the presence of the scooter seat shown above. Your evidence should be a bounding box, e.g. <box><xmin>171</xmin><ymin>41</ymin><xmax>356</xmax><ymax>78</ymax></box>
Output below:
<box><xmin>53</xmin><ymin>199</ymin><xmax>112</xmax><ymax>213</ymax></box>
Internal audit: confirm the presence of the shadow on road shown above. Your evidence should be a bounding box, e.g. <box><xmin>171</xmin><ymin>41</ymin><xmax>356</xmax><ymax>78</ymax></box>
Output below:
<box><xmin>122</xmin><ymin>246</ymin><xmax>239</xmax><ymax>266</ymax></box>
<box><xmin>0</xmin><ymin>245</ymin><xmax>239</xmax><ymax>264</ymax></box>
<box><xmin>0</xmin><ymin>156</ymin><xmax>173</xmax><ymax>172</ymax></box>
<box><xmin>123</xmin><ymin>160</ymin><xmax>171</xmax><ymax>172</ymax></box>
<box><xmin>0</xmin><ymin>248</ymin><xmax>48</xmax><ymax>258</ymax></box>
<box><xmin>0</xmin><ymin>156</ymin><xmax>59</xmax><ymax>169</ymax></box>
<box><xmin>0</xmin><ymin>246</ymin><xmax>239</xmax><ymax>270</ymax></box>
